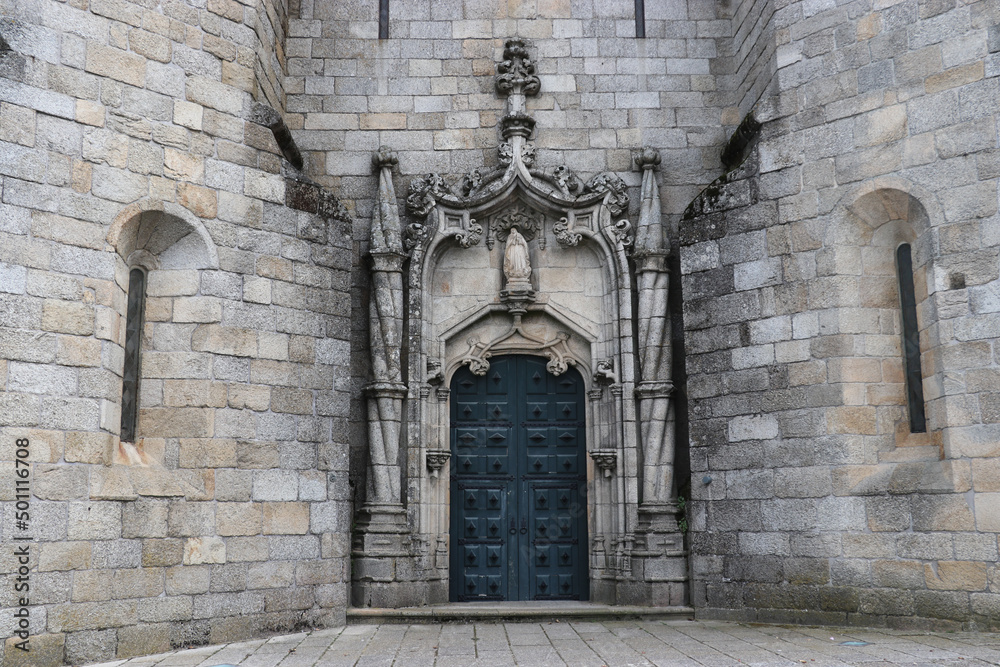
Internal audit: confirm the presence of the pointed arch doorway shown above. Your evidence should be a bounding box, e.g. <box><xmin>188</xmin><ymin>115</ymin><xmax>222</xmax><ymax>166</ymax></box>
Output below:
<box><xmin>449</xmin><ymin>355</ymin><xmax>589</xmax><ymax>601</ymax></box>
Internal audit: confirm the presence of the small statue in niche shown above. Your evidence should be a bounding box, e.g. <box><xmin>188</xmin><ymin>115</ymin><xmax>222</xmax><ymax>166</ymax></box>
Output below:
<box><xmin>503</xmin><ymin>227</ymin><xmax>532</xmax><ymax>289</ymax></box>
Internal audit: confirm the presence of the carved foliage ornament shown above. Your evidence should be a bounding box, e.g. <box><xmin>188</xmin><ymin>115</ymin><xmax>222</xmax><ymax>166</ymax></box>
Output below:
<box><xmin>486</xmin><ymin>205</ymin><xmax>542</xmax><ymax>250</ymax></box>
<box><xmin>533</xmin><ymin>164</ymin><xmax>584</xmax><ymax>196</ymax></box>
<box><xmin>461</xmin><ymin>167</ymin><xmax>504</xmax><ymax>198</ymax></box>
<box><xmin>499</xmin><ymin>141</ymin><xmax>536</xmax><ymax>167</ymax></box>
<box><xmin>452</xmin><ymin>219</ymin><xmax>483</xmax><ymax>249</ymax></box>
<box><xmin>553</xmin><ymin>217</ymin><xmax>581</xmax><ymax>247</ymax></box>
<box><xmin>461</xmin><ymin>330</ymin><xmax>576</xmax><ymax>377</ymax></box>
<box><xmin>404</xmin><ymin>173</ymin><xmax>450</xmax><ymax>249</ymax></box>
<box><xmin>585</xmin><ymin>172</ymin><xmax>630</xmax><ymax>217</ymax></box>
<box><xmin>406</xmin><ymin>173</ymin><xmax>449</xmax><ymax>218</ymax></box>
<box><xmin>608</xmin><ymin>219</ymin><xmax>633</xmax><ymax>249</ymax></box>
<box><xmin>495</xmin><ymin>39</ymin><xmax>541</xmax><ymax>98</ymax></box>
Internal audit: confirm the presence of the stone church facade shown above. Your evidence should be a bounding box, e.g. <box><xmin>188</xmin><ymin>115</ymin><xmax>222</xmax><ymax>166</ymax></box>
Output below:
<box><xmin>0</xmin><ymin>0</ymin><xmax>998</xmax><ymax>663</ymax></box>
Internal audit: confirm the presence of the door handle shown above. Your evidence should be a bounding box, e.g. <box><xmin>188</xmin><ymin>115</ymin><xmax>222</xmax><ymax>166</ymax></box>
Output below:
<box><xmin>509</xmin><ymin>518</ymin><xmax>517</xmax><ymax>535</ymax></box>
<box><xmin>520</xmin><ymin>518</ymin><xmax>528</xmax><ymax>535</ymax></box>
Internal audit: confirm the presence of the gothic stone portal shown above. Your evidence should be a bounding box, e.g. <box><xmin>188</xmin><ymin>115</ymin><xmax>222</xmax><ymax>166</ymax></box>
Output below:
<box><xmin>450</xmin><ymin>355</ymin><xmax>588</xmax><ymax>601</ymax></box>
<box><xmin>354</xmin><ymin>127</ymin><xmax>684</xmax><ymax>607</ymax></box>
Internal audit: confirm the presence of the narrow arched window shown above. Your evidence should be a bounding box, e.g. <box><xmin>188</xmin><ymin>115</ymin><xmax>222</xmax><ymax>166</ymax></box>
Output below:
<box><xmin>120</xmin><ymin>267</ymin><xmax>146</xmax><ymax>443</ymax></box>
<box><xmin>896</xmin><ymin>244</ymin><xmax>926</xmax><ymax>433</ymax></box>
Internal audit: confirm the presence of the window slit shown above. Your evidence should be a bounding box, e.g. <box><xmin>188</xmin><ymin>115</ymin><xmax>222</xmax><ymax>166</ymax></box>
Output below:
<box><xmin>120</xmin><ymin>267</ymin><xmax>146</xmax><ymax>443</ymax></box>
<box><xmin>635</xmin><ymin>0</ymin><xmax>646</xmax><ymax>38</ymax></box>
<box><xmin>379</xmin><ymin>0</ymin><xmax>389</xmax><ymax>39</ymax></box>
<box><xmin>896</xmin><ymin>243</ymin><xmax>926</xmax><ymax>433</ymax></box>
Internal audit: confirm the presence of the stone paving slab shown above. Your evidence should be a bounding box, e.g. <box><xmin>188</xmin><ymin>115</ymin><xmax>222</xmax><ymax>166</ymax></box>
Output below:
<box><xmin>83</xmin><ymin>620</ymin><xmax>1000</xmax><ymax>667</ymax></box>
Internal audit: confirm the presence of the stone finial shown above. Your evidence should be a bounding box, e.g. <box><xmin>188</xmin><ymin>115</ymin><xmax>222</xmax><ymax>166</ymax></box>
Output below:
<box><xmin>633</xmin><ymin>147</ymin><xmax>661</xmax><ymax>171</ymax></box>
<box><xmin>633</xmin><ymin>147</ymin><xmax>666</xmax><ymax>260</ymax></box>
<box><xmin>495</xmin><ymin>39</ymin><xmax>541</xmax><ymax>98</ymax></box>
<box><xmin>500</xmin><ymin>112</ymin><xmax>536</xmax><ymax>140</ymax></box>
<box><xmin>373</xmin><ymin>145</ymin><xmax>398</xmax><ymax>171</ymax></box>
<box><xmin>371</xmin><ymin>147</ymin><xmax>404</xmax><ymax>257</ymax></box>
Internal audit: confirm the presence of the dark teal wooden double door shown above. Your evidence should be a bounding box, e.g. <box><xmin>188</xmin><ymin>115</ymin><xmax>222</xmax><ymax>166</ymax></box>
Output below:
<box><xmin>450</xmin><ymin>355</ymin><xmax>588</xmax><ymax>601</ymax></box>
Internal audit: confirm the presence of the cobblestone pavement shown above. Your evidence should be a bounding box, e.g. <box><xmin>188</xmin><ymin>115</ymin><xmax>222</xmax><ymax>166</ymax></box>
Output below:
<box><xmin>85</xmin><ymin>620</ymin><xmax>1000</xmax><ymax>667</ymax></box>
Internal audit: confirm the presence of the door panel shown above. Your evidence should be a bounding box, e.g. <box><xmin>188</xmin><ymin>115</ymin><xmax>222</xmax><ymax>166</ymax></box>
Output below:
<box><xmin>450</xmin><ymin>355</ymin><xmax>588</xmax><ymax>601</ymax></box>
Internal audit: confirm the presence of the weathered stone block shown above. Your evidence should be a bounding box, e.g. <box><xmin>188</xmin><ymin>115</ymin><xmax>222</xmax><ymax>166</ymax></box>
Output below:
<box><xmin>165</xmin><ymin>565</ymin><xmax>210</xmax><ymax>595</ymax></box>
<box><xmin>142</xmin><ymin>538</ymin><xmax>184</xmax><ymax>567</ymax></box>
<box><xmin>112</xmin><ymin>568</ymin><xmax>164</xmax><ymax>598</ymax></box>
<box><xmin>176</xmin><ymin>182</ymin><xmax>218</xmax><ymax>219</ymax></box>
<box><xmin>138</xmin><ymin>408</ymin><xmax>213</xmax><ymax>438</ymax></box>
<box><xmin>975</xmin><ymin>493</ymin><xmax>1000</xmax><ymax>531</ymax></box>
<box><xmin>116</xmin><ymin>623</ymin><xmax>172</xmax><ymax>658</ymax></box>
<box><xmin>67</xmin><ymin>501</ymin><xmax>121</xmax><ymax>540</ymax></box>
<box><xmin>33</xmin><ymin>465</ymin><xmax>88</xmax><ymax>501</ymax></box>
<box><xmin>262</xmin><ymin>502</ymin><xmax>310</xmax><ymax>534</ymax></box>
<box><xmin>64</xmin><ymin>628</ymin><xmax>115</xmax><ymax>665</ymax></box>
<box><xmin>85</xmin><ymin>44</ymin><xmax>145</xmax><ymax>86</ymax></box>
<box><xmin>925</xmin><ymin>561</ymin><xmax>989</xmax><ymax>591</ymax></box>
<box><xmin>872</xmin><ymin>559</ymin><xmax>924</xmax><ymax>589</ymax></box>
<box><xmin>247</xmin><ymin>561</ymin><xmax>295</xmax><ymax>589</ymax></box>
<box><xmin>72</xmin><ymin>569</ymin><xmax>113</xmax><ymax>602</ymax></box>
<box><xmin>216</xmin><ymin>502</ymin><xmax>262</xmax><ymax>536</ymax></box>
<box><xmin>168</xmin><ymin>503</ymin><xmax>215</xmax><ymax>538</ymax></box>
<box><xmin>2</xmin><ymin>634</ymin><xmax>64</xmax><ymax>667</ymax></box>
<box><xmin>182</xmin><ymin>536</ymin><xmax>226</xmax><ymax>565</ymax></box>
<box><xmin>47</xmin><ymin>599</ymin><xmax>138</xmax><ymax>632</ymax></box>
<box><xmin>178</xmin><ymin>438</ymin><xmax>237</xmax><ymax>468</ymax></box>
<box><xmin>122</xmin><ymin>500</ymin><xmax>169</xmax><ymax>539</ymax></box>
<box><xmin>192</xmin><ymin>324</ymin><xmax>257</xmax><ymax>357</ymax></box>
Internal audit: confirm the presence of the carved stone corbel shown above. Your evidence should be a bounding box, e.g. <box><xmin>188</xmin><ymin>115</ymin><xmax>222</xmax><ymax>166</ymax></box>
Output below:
<box><xmin>426</xmin><ymin>450</ymin><xmax>451</xmax><ymax>479</ymax></box>
<box><xmin>589</xmin><ymin>449</ymin><xmax>618</xmax><ymax>479</ymax></box>
<box><xmin>426</xmin><ymin>358</ymin><xmax>444</xmax><ymax>385</ymax></box>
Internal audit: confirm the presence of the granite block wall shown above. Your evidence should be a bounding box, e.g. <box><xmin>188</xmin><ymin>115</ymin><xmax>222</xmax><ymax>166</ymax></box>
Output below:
<box><xmin>682</xmin><ymin>0</ymin><xmax>1000</xmax><ymax>630</ymax></box>
<box><xmin>0</xmin><ymin>0</ymin><xmax>354</xmax><ymax>663</ymax></box>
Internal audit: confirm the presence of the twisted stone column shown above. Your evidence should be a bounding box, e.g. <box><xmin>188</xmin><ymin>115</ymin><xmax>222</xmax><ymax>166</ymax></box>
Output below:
<box><xmin>632</xmin><ymin>148</ymin><xmax>679</xmax><ymax>521</ymax></box>
<box><xmin>356</xmin><ymin>147</ymin><xmax>409</xmax><ymax>556</ymax></box>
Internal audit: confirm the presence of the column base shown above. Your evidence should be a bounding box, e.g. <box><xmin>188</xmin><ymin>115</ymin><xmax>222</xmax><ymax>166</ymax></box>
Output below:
<box><xmin>352</xmin><ymin>503</ymin><xmax>409</xmax><ymax>556</ymax></box>
<box><xmin>624</xmin><ymin>501</ymin><xmax>689</xmax><ymax>606</ymax></box>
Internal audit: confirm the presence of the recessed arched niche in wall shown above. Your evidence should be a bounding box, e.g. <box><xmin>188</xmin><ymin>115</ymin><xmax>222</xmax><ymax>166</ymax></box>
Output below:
<box><xmin>105</xmin><ymin>200</ymin><xmax>219</xmax><ymax>481</ymax></box>
<box><xmin>833</xmin><ymin>183</ymin><xmax>938</xmax><ymax>453</ymax></box>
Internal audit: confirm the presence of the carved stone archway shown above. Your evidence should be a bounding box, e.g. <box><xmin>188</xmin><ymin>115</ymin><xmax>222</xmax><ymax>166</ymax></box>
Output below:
<box><xmin>352</xmin><ymin>40</ymin><xmax>688</xmax><ymax>609</ymax></box>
